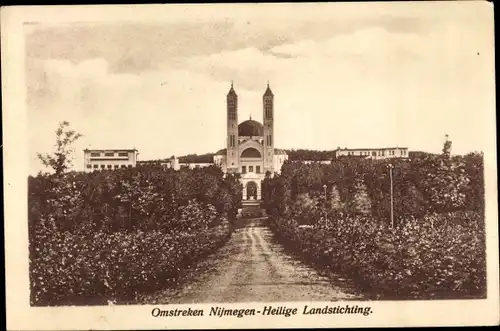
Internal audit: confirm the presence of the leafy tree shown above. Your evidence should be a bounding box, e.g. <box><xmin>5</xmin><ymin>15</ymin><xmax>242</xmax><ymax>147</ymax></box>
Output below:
<box><xmin>328</xmin><ymin>185</ymin><xmax>345</xmax><ymax>213</ymax></box>
<box><xmin>351</xmin><ymin>180</ymin><xmax>372</xmax><ymax>215</ymax></box>
<box><xmin>442</xmin><ymin>134</ymin><xmax>452</xmax><ymax>158</ymax></box>
<box><xmin>462</xmin><ymin>152</ymin><xmax>485</xmax><ymax>212</ymax></box>
<box><xmin>262</xmin><ymin>136</ymin><xmax>484</xmax><ymax>223</ymax></box>
<box><xmin>291</xmin><ymin>193</ymin><xmax>319</xmax><ymax>224</ymax></box>
<box><xmin>37</xmin><ymin>121</ymin><xmax>83</xmax><ymax>175</ymax></box>
<box><xmin>178</xmin><ymin>153</ymin><xmax>214</xmax><ymax>163</ymax></box>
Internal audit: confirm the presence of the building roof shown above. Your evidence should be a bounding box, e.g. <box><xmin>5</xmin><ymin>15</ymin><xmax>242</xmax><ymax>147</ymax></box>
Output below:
<box><xmin>215</xmin><ymin>148</ymin><xmax>227</xmax><ymax>155</ymax></box>
<box><xmin>264</xmin><ymin>83</ymin><xmax>274</xmax><ymax>97</ymax></box>
<box><xmin>238</xmin><ymin>120</ymin><xmax>264</xmax><ymax>136</ymax></box>
<box><xmin>227</xmin><ymin>81</ymin><xmax>237</xmax><ymax>97</ymax></box>
<box><xmin>337</xmin><ymin>147</ymin><xmax>408</xmax><ymax>151</ymax></box>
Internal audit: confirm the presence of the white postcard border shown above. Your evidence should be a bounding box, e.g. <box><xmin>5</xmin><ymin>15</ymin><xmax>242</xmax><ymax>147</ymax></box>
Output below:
<box><xmin>2</xmin><ymin>3</ymin><xmax>499</xmax><ymax>330</ymax></box>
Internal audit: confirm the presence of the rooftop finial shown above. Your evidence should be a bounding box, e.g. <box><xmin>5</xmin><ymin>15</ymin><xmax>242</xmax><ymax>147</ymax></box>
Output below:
<box><xmin>231</xmin><ymin>80</ymin><xmax>233</xmax><ymax>88</ymax></box>
<box><xmin>250</xmin><ymin>114</ymin><xmax>252</xmax><ymax>120</ymax></box>
<box><xmin>267</xmin><ymin>80</ymin><xmax>270</xmax><ymax>87</ymax></box>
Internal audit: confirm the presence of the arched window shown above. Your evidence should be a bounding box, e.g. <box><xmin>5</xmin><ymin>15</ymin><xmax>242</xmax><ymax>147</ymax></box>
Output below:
<box><xmin>241</xmin><ymin>148</ymin><xmax>262</xmax><ymax>158</ymax></box>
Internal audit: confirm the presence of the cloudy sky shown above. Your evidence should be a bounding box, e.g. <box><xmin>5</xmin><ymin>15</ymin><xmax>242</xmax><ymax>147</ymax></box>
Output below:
<box><xmin>25</xmin><ymin>2</ymin><xmax>494</xmax><ymax>174</ymax></box>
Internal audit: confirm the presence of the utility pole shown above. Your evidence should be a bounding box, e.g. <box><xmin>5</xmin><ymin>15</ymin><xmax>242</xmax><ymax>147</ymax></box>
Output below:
<box><xmin>323</xmin><ymin>184</ymin><xmax>328</xmax><ymax>222</ymax></box>
<box><xmin>389</xmin><ymin>163</ymin><xmax>394</xmax><ymax>228</ymax></box>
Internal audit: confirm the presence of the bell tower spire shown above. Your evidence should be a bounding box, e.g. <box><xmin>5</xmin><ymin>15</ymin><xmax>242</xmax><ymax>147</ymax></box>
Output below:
<box><xmin>263</xmin><ymin>82</ymin><xmax>274</xmax><ymax>173</ymax></box>
<box><xmin>226</xmin><ymin>81</ymin><xmax>239</xmax><ymax>173</ymax></box>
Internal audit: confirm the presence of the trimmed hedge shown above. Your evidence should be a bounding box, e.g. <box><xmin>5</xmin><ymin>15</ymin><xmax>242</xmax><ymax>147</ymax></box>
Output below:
<box><xmin>28</xmin><ymin>165</ymin><xmax>242</xmax><ymax>306</ymax></box>
<box><xmin>271</xmin><ymin>211</ymin><xmax>486</xmax><ymax>300</ymax></box>
<box><xmin>264</xmin><ymin>152</ymin><xmax>486</xmax><ymax>299</ymax></box>
<box><xmin>263</xmin><ymin>152</ymin><xmax>484</xmax><ymax>221</ymax></box>
<box><xmin>31</xmin><ymin>219</ymin><xmax>231</xmax><ymax>305</ymax></box>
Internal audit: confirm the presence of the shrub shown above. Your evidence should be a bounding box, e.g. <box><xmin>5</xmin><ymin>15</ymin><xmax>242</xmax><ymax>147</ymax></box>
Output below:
<box><xmin>265</xmin><ymin>153</ymin><xmax>486</xmax><ymax>299</ymax></box>
<box><xmin>30</xmin><ymin>218</ymin><xmax>231</xmax><ymax>305</ymax></box>
<box><xmin>264</xmin><ymin>153</ymin><xmax>484</xmax><ymax>224</ymax></box>
<box><xmin>270</xmin><ymin>211</ymin><xmax>486</xmax><ymax>299</ymax></box>
<box><xmin>28</xmin><ymin>166</ymin><xmax>241</xmax><ymax>306</ymax></box>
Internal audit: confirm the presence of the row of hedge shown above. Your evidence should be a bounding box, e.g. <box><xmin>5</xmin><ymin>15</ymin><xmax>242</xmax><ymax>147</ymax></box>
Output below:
<box><xmin>29</xmin><ymin>165</ymin><xmax>242</xmax><ymax>233</ymax></box>
<box><xmin>31</xmin><ymin>216</ymin><xmax>231</xmax><ymax>306</ymax></box>
<box><xmin>263</xmin><ymin>152</ymin><xmax>484</xmax><ymax>222</ymax></box>
<box><xmin>263</xmin><ymin>152</ymin><xmax>486</xmax><ymax>299</ymax></box>
<box><xmin>271</xmin><ymin>211</ymin><xmax>486</xmax><ymax>300</ymax></box>
<box><xmin>29</xmin><ymin>166</ymin><xmax>242</xmax><ymax>306</ymax></box>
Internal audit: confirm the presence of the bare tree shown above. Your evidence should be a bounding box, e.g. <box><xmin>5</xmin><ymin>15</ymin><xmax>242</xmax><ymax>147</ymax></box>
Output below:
<box><xmin>37</xmin><ymin>121</ymin><xmax>83</xmax><ymax>175</ymax></box>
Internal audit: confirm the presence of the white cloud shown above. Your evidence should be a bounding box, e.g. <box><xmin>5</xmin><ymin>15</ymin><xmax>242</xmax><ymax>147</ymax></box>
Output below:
<box><xmin>27</xmin><ymin>12</ymin><xmax>494</xmax><ymax>175</ymax></box>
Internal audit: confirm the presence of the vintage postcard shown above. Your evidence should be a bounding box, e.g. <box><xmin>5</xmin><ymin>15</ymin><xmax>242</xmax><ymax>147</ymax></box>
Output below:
<box><xmin>2</xmin><ymin>2</ymin><xmax>499</xmax><ymax>330</ymax></box>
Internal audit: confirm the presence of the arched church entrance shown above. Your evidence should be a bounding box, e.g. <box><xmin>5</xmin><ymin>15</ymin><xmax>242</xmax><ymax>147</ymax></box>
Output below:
<box><xmin>246</xmin><ymin>181</ymin><xmax>258</xmax><ymax>200</ymax></box>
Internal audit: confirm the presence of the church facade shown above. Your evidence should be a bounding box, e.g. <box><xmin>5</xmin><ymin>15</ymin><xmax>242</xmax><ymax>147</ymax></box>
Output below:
<box><xmin>213</xmin><ymin>83</ymin><xmax>288</xmax><ymax>201</ymax></box>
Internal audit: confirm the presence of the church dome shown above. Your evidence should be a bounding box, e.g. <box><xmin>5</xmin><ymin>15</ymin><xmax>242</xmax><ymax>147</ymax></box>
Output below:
<box><xmin>238</xmin><ymin>120</ymin><xmax>264</xmax><ymax>136</ymax></box>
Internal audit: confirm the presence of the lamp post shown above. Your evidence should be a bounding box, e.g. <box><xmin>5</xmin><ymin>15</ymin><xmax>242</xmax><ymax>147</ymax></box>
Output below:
<box><xmin>388</xmin><ymin>163</ymin><xmax>394</xmax><ymax>228</ymax></box>
<box><xmin>323</xmin><ymin>184</ymin><xmax>328</xmax><ymax>222</ymax></box>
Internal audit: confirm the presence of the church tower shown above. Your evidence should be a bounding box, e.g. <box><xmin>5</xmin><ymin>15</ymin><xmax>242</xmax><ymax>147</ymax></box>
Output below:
<box><xmin>226</xmin><ymin>82</ymin><xmax>239</xmax><ymax>173</ymax></box>
<box><xmin>263</xmin><ymin>82</ymin><xmax>274</xmax><ymax>174</ymax></box>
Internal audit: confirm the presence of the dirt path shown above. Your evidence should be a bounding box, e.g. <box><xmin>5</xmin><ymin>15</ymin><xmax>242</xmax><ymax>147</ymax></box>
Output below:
<box><xmin>141</xmin><ymin>218</ymin><xmax>363</xmax><ymax>304</ymax></box>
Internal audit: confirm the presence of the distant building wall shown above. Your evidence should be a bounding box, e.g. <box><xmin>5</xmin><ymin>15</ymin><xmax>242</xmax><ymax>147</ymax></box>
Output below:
<box><xmin>158</xmin><ymin>157</ymin><xmax>213</xmax><ymax>171</ymax></box>
<box><xmin>291</xmin><ymin>160</ymin><xmax>332</xmax><ymax>164</ymax></box>
<box><xmin>334</xmin><ymin>147</ymin><xmax>409</xmax><ymax>160</ymax></box>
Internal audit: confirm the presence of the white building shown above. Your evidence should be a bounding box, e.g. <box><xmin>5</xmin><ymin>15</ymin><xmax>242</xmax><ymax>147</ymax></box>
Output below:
<box><xmin>83</xmin><ymin>148</ymin><xmax>139</xmax><ymax>172</ymax></box>
<box><xmin>160</xmin><ymin>158</ymin><xmax>213</xmax><ymax>170</ymax></box>
<box><xmin>136</xmin><ymin>83</ymin><xmax>290</xmax><ymax>203</ymax></box>
<box><xmin>212</xmin><ymin>83</ymin><xmax>288</xmax><ymax>201</ymax></box>
<box><xmin>334</xmin><ymin>147</ymin><xmax>409</xmax><ymax>160</ymax></box>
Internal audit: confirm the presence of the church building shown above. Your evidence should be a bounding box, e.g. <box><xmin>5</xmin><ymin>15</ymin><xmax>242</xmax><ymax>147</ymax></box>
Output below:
<box><xmin>213</xmin><ymin>83</ymin><xmax>288</xmax><ymax>201</ymax></box>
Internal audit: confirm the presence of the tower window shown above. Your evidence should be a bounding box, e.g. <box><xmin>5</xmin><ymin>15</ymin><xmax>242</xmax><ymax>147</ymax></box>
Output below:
<box><xmin>265</xmin><ymin>101</ymin><xmax>272</xmax><ymax>119</ymax></box>
<box><xmin>249</xmin><ymin>166</ymin><xmax>254</xmax><ymax>173</ymax></box>
<box><xmin>256</xmin><ymin>166</ymin><xmax>261</xmax><ymax>174</ymax></box>
<box><xmin>242</xmin><ymin>166</ymin><xmax>247</xmax><ymax>174</ymax></box>
<box><xmin>266</xmin><ymin>135</ymin><xmax>272</xmax><ymax>146</ymax></box>
<box><xmin>228</xmin><ymin>102</ymin><xmax>236</xmax><ymax>120</ymax></box>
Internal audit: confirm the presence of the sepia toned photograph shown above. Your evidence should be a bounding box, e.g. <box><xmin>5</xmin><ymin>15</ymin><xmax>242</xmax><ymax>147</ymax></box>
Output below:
<box><xmin>2</xmin><ymin>2</ymin><xmax>499</xmax><ymax>330</ymax></box>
